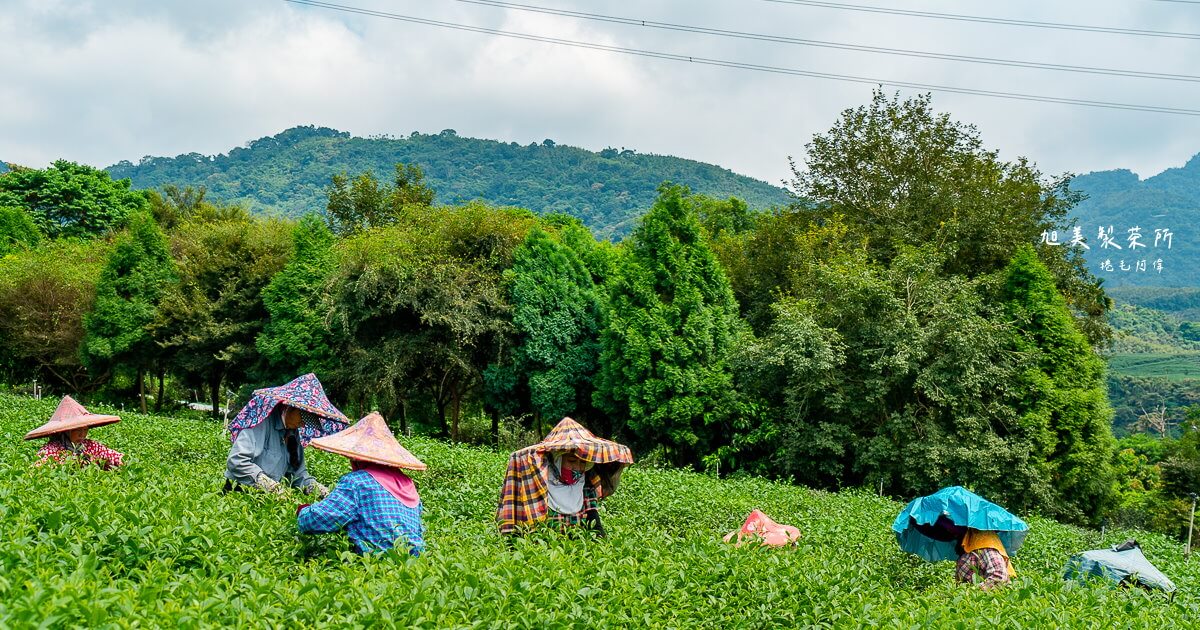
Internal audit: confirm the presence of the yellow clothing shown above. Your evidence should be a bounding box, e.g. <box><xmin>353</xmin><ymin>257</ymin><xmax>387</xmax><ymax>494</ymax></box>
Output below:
<box><xmin>962</xmin><ymin>529</ymin><xmax>1016</xmax><ymax>578</ymax></box>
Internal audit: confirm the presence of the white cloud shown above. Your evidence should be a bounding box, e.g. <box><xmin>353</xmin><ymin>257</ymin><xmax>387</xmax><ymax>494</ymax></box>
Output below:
<box><xmin>3</xmin><ymin>0</ymin><xmax>1200</xmax><ymax>187</ymax></box>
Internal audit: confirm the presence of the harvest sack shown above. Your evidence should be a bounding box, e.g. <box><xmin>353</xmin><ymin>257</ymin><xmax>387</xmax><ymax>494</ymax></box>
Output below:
<box><xmin>724</xmin><ymin>509</ymin><xmax>801</xmax><ymax>547</ymax></box>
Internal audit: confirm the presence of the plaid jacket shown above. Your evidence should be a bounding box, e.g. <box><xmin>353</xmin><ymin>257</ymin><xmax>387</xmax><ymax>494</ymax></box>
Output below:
<box><xmin>496</xmin><ymin>418</ymin><xmax>633</xmax><ymax>534</ymax></box>
<box><xmin>956</xmin><ymin>548</ymin><xmax>1010</xmax><ymax>587</ymax></box>
<box><xmin>297</xmin><ymin>470</ymin><xmax>424</xmax><ymax>555</ymax></box>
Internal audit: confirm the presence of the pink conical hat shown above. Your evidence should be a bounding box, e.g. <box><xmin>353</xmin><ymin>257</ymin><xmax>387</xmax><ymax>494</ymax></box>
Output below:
<box><xmin>723</xmin><ymin>509</ymin><xmax>802</xmax><ymax>547</ymax></box>
<box><xmin>308</xmin><ymin>412</ymin><xmax>426</xmax><ymax>471</ymax></box>
<box><xmin>24</xmin><ymin>396</ymin><xmax>121</xmax><ymax>440</ymax></box>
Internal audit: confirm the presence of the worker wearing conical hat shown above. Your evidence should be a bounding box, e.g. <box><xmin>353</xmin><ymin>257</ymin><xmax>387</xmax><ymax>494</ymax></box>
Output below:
<box><xmin>26</xmin><ymin>396</ymin><xmax>124</xmax><ymax>469</ymax></box>
<box><xmin>297</xmin><ymin>412</ymin><xmax>427</xmax><ymax>556</ymax></box>
<box><xmin>496</xmin><ymin>417</ymin><xmax>633</xmax><ymax>536</ymax></box>
<box><xmin>224</xmin><ymin>374</ymin><xmax>349</xmax><ymax>497</ymax></box>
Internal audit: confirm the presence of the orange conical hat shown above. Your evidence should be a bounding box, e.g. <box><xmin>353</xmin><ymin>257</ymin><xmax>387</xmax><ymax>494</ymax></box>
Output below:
<box><xmin>308</xmin><ymin>412</ymin><xmax>426</xmax><ymax>471</ymax></box>
<box><xmin>723</xmin><ymin>509</ymin><xmax>802</xmax><ymax>547</ymax></box>
<box><xmin>24</xmin><ymin>396</ymin><xmax>121</xmax><ymax>440</ymax></box>
<box><xmin>536</xmin><ymin>417</ymin><xmax>633</xmax><ymax>464</ymax></box>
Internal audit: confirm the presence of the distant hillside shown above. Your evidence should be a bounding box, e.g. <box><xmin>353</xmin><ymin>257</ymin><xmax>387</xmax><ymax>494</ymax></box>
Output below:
<box><xmin>106</xmin><ymin>126</ymin><xmax>792</xmax><ymax>239</ymax></box>
<box><xmin>1070</xmin><ymin>154</ymin><xmax>1200</xmax><ymax>288</ymax></box>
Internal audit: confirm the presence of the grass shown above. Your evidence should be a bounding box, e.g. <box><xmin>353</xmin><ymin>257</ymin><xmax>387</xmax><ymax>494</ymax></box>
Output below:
<box><xmin>1109</xmin><ymin>353</ymin><xmax>1200</xmax><ymax>382</ymax></box>
<box><xmin>1</xmin><ymin>391</ymin><xmax>1198</xmax><ymax>627</ymax></box>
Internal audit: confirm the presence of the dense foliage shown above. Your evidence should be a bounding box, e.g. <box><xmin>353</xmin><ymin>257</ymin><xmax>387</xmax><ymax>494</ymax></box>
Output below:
<box><xmin>0</xmin><ymin>160</ymin><xmax>145</xmax><ymax>239</ymax></box>
<box><xmin>0</xmin><ymin>239</ymin><xmax>112</xmax><ymax>391</ymax></box>
<box><xmin>595</xmin><ymin>184</ymin><xmax>742</xmax><ymax>466</ymax></box>
<box><xmin>256</xmin><ymin>215</ymin><xmax>338</xmax><ymax>379</ymax></box>
<box><xmin>1</xmin><ymin>393</ymin><xmax>1196</xmax><ymax>627</ymax></box>
<box><xmin>82</xmin><ymin>213</ymin><xmax>179</xmax><ymax>412</ymax></box>
<box><xmin>485</xmin><ymin>224</ymin><xmax>604</xmax><ymax>429</ymax></box>
<box><xmin>105</xmin><ymin>126</ymin><xmax>792</xmax><ymax>239</ymax></box>
<box><xmin>0</xmin><ymin>91</ymin><xmax>1142</xmax><ymax>529</ymax></box>
<box><xmin>0</xmin><ymin>205</ymin><xmax>42</xmax><ymax>257</ymax></box>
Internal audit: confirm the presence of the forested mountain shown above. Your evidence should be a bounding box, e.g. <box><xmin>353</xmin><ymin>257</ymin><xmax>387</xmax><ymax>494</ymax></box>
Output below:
<box><xmin>105</xmin><ymin>126</ymin><xmax>792</xmax><ymax>239</ymax></box>
<box><xmin>1070</xmin><ymin>154</ymin><xmax>1200</xmax><ymax>288</ymax></box>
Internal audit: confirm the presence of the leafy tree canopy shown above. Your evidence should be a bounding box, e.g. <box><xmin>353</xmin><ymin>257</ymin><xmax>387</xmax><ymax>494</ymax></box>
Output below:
<box><xmin>0</xmin><ymin>160</ymin><xmax>146</xmax><ymax>239</ymax></box>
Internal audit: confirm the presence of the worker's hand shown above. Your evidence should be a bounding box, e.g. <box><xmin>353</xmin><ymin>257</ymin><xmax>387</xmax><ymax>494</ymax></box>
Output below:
<box><xmin>305</xmin><ymin>482</ymin><xmax>330</xmax><ymax>499</ymax></box>
<box><xmin>255</xmin><ymin>473</ymin><xmax>282</xmax><ymax>494</ymax></box>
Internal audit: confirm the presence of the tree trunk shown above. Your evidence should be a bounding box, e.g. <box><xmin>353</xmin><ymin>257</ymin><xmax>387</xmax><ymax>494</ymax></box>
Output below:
<box><xmin>490</xmin><ymin>411</ymin><xmax>499</xmax><ymax>447</ymax></box>
<box><xmin>137</xmin><ymin>366</ymin><xmax>147</xmax><ymax>414</ymax></box>
<box><xmin>155</xmin><ymin>370</ymin><xmax>165</xmax><ymax>412</ymax></box>
<box><xmin>209</xmin><ymin>373</ymin><xmax>222</xmax><ymax>423</ymax></box>
<box><xmin>450</xmin><ymin>387</ymin><xmax>462</xmax><ymax>442</ymax></box>
<box><xmin>399</xmin><ymin>398</ymin><xmax>408</xmax><ymax>436</ymax></box>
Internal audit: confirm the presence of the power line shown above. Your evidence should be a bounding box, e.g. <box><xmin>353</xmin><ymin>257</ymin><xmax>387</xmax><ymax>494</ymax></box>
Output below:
<box><xmin>454</xmin><ymin>0</ymin><xmax>1200</xmax><ymax>83</ymax></box>
<box><xmin>281</xmin><ymin>0</ymin><xmax>1200</xmax><ymax>116</ymax></box>
<box><xmin>760</xmin><ymin>0</ymin><xmax>1200</xmax><ymax>40</ymax></box>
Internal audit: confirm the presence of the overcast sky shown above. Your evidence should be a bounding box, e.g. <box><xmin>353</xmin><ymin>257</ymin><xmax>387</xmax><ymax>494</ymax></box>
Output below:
<box><xmin>4</xmin><ymin>0</ymin><xmax>1200</xmax><ymax>189</ymax></box>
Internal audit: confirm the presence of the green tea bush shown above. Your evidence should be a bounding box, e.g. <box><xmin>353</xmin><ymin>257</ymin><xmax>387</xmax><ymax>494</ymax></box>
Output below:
<box><xmin>0</xmin><ymin>392</ymin><xmax>1197</xmax><ymax>627</ymax></box>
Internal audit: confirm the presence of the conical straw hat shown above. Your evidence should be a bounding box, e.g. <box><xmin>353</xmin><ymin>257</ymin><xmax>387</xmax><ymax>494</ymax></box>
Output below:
<box><xmin>308</xmin><ymin>412</ymin><xmax>426</xmax><ymax>471</ymax></box>
<box><xmin>24</xmin><ymin>396</ymin><xmax>121</xmax><ymax>440</ymax></box>
<box><xmin>536</xmin><ymin>417</ymin><xmax>633</xmax><ymax>464</ymax></box>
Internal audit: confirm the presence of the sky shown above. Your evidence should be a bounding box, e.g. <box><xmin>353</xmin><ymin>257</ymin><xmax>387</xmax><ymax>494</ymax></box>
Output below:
<box><xmin>4</xmin><ymin>0</ymin><xmax>1200</xmax><ymax>189</ymax></box>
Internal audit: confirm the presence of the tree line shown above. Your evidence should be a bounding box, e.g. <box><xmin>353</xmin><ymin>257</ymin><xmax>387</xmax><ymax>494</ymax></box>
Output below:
<box><xmin>0</xmin><ymin>92</ymin><xmax>1127</xmax><ymax>526</ymax></box>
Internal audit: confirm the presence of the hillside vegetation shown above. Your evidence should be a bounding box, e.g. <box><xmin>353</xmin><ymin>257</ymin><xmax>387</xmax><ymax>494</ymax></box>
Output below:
<box><xmin>1070</xmin><ymin>155</ymin><xmax>1200</xmax><ymax>287</ymax></box>
<box><xmin>1105</xmin><ymin>296</ymin><xmax>1200</xmax><ymax>435</ymax></box>
<box><xmin>0</xmin><ymin>392</ymin><xmax>1194</xmax><ymax>627</ymax></box>
<box><xmin>105</xmin><ymin>126</ymin><xmax>792</xmax><ymax>239</ymax></box>
<box><xmin>0</xmin><ymin>92</ymin><xmax>1123</xmax><ymax>530</ymax></box>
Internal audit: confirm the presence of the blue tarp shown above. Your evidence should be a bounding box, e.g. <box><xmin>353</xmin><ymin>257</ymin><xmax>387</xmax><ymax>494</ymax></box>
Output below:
<box><xmin>892</xmin><ymin>486</ymin><xmax>1029</xmax><ymax>562</ymax></box>
<box><xmin>1064</xmin><ymin>541</ymin><xmax>1176</xmax><ymax>592</ymax></box>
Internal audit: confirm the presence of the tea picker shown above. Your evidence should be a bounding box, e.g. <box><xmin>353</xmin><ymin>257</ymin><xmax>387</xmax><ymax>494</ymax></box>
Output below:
<box><xmin>497</xmin><ymin>417</ymin><xmax>633</xmax><ymax>537</ymax></box>
<box><xmin>893</xmin><ymin>486</ymin><xmax>1028</xmax><ymax>589</ymax></box>
<box><xmin>26</xmin><ymin>395</ymin><xmax>125</xmax><ymax>469</ymax></box>
<box><xmin>297</xmin><ymin>412</ymin><xmax>427</xmax><ymax>556</ymax></box>
<box><xmin>224</xmin><ymin>373</ymin><xmax>349</xmax><ymax>497</ymax></box>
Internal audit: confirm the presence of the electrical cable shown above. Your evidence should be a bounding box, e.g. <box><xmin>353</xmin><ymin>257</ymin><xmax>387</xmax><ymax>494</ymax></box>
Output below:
<box><xmin>759</xmin><ymin>0</ymin><xmax>1200</xmax><ymax>40</ymax></box>
<box><xmin>280</xmin><ymin>0</ymin><xmax>1200</xmax><ymax>116</ymax></box>
<box><xmin>452</xmin><ymin>0</ymin><xmax>1200</xmax><ymax>83</ymax></box>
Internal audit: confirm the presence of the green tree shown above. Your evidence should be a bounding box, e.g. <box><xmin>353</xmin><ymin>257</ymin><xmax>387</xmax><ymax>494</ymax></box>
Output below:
<box><xmin>146</xmin><ymin>184</ymin><xmax>209</xmax><ymax>231</ymax></box>
<box><xmin>790</xmin><ymin>90</ymin><xmax>1109</xmax><ymax>345</ymax></box>
<box><xmin>1003</xmin><ymin>245</ymin><xmax>1116</xmax><ymax>524</ymax></box>
<box><xmin>152</xmin><ymin>216</ymin><xmax>291</xmax><ymax>420</ymax></box>
<box><xmin>0</xmin><ymin>206</ymin><xmax>42</xmax><ymax>257</ymax></box>
<box><xmin>256</xmin><ymin>215</ymin><xmax>337</xmax><ymax>379</ymax></box>
<box><xmin>82</xmin><ymin>213</ymin><xmax>179</xmax><ymax>412</ymax></box>
<box><xmin>594</xmin><ymin>184</ymin><xmax>741</xmax><ymax>466</ymax></box>
<box><xmin>0</xmin><ymin>160</ymin><xmax>146</xmax><ymax>239</ymax></box>
<box><xmin>326</xmin><ymin>163</ymin><xmax>435</xmax><ymax>236</ymax></box>
<box><xmin>487</xmin><ymin>226</ymin><xmax>603</xmax><ymax>428</ymax></box>
<box><xmin>328</xmin><ymin>204</ymin><xmax>536</xmax><ymax>438</ymax></box>
<box><xmin>0</xmin><ymin>239</ymin><xmax>111</xmax><ymax>391</ymax></box>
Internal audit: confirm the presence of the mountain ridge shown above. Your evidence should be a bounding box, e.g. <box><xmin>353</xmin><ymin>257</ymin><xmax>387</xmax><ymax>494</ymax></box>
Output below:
<box><xmin>106</xmin><ymin>125</ymin><xmax>793</xmax><ymax>239</ymax></box>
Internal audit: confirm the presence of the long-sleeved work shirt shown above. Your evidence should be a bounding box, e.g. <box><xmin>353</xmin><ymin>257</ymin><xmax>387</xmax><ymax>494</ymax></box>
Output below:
<box><xmin>224</xmin><ymin>408</ymin><xmax>316</xmax><ymax>490</ymax></box>
<box><xmin>297</xmin><ymin>470</ymin><xmax>424</xmax><ymax>555</ymax></box>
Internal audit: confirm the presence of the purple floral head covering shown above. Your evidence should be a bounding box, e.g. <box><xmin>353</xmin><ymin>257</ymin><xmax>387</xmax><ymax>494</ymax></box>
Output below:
<box><xmin>228</xmin><ymin>373</ymin><xmax>350</xmax><ymax>445</ymax></box>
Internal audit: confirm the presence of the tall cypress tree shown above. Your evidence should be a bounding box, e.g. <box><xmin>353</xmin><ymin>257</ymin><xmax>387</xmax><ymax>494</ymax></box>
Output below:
<box><xmin>1003</xmin><ymin>245</ymin><xmax>1116</xmax><ymax>524</ymax></box>
<box><xmin>488</xmin><ymin>226</ymin><xmax>602</xmax><ymax>427</ymax></box>
<box><xmin>82</xmin><ymin>213</ymin><xmax>178</xmax><ymax>411</ymax></box>
<box><xmin>594</xmin><ymin>184</ymin><xmax>741</xmax><ymax>466</ymax></box>
<box><xmin>256</xmin><ymin>215</ymin><xmax>337</xmax><ymax>380</ymax></box>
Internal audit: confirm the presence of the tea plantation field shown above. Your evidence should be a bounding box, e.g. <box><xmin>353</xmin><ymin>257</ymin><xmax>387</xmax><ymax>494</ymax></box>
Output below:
<box><xmin>1</xmin><ymin>392</ymin><xmax>1197</xmax><ymax>628</ymax></box>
